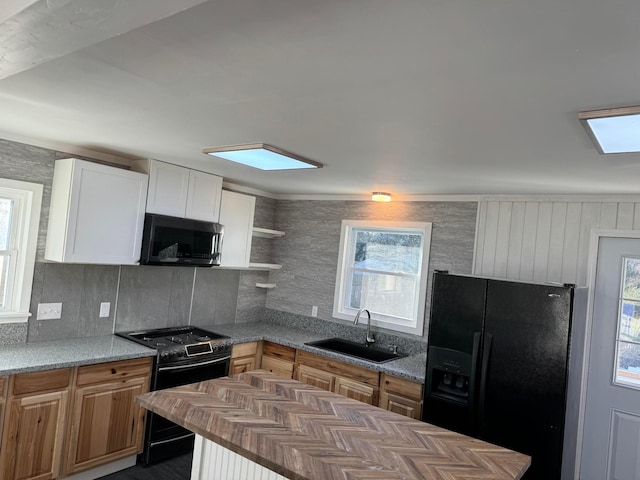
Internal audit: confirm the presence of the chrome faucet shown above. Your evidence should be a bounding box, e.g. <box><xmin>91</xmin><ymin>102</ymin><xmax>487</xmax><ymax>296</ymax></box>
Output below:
<box><xmin>353</xmin><ymin>308</ymin><xmax>375</xmax><ymax>346</ymax></box>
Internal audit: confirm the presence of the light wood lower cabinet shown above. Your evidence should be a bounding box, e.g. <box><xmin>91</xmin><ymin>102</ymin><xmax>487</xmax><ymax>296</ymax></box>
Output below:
<box><xmin>64</xmin><ymin>358</ymin><xmax>152</xmax><ymax>476</ymax></box>
<box><xmin>0</xmin><ymin>357</ymin><xmax>152</xmax><ymax>480</ymax></box>
<box><xmin>230</xmin><ymin>342</ymin><xmax>260</xmax><ymax>375</ymax></box>
<box><xmin>379</xmin><ymin>373</ymin><xmax>423</xmax><ymax>420</ymax></box>
<box><xmin>296</xmin><ymin>364</ymin><xmax>335</xmax><ymax>391</ymax></box>
<box><xmin>294</xmin><ymin>350</ymin><xmax>379</xmax><ymax>405</ymax></box>
<box><xmin>260</xmin><ymin>342</ymin><xmax>295</xmax><ymax>379</ymax></box>
<box><xmin>0</xmin><ymin>368</ymin><xmax>72</xmax><ymax>480</ymax></box>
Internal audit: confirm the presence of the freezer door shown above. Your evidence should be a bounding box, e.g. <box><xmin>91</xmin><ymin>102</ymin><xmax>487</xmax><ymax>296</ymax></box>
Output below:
<box><xmin>481</xmin><ymin>280</ymin><xmax>572</xmax><ymax>480</ymax></box>
<box><xmin>427</xmin><ymin>273</ymin><xmax>487</xmax><ymax>354</ymax></box>
<box><xmin>423</xmin><ymin>273</ymin><xmax>486</xmax><ymax>434</ymax></box>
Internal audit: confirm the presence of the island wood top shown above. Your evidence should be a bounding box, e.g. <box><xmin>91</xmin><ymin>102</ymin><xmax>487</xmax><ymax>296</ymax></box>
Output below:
<box><xmin>136</xmin><ymin>370</ymin><xmax>530</xmax><ymax>480</ymax></box>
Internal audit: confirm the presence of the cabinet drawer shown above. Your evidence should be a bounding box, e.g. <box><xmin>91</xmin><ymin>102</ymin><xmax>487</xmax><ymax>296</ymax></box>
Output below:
<box><xmin>261</xmin><ymin>356</ymin><xmax>294</xmax><ymax>378</ymax></box>
<box><xmin>77</xmin><ymin>357</ymin><xmax>153</xmax><ymax>386</ymax></box>
<box><xmin>296</xmin><ymin>350</ymin><xmax>379</xmax><ymax>387</ymax></box>
<box><xmin>232</xmin><ymin>342</ymin><xmax>259</xmax><ymax>358</ymax></box>
<box><xmin>12</xmin><ymin>368</ymin><xmax>72</xmax><ymax>396</ymax></box>
<box><xmin>263</xmin><ymin>342</ymin><xmax>295</xmax><ymax>362</ymax></box>
<box><xmin>380</xmin><ymin>373</ymin><xmax>423</xmax><ymax>401</ymax></box>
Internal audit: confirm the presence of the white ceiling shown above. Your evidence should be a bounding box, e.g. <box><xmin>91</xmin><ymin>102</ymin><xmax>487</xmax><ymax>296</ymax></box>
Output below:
<box><xmin>1</xmin><ymin>0</ymin><xmax>640</xmax><ymax>197</ymax></box>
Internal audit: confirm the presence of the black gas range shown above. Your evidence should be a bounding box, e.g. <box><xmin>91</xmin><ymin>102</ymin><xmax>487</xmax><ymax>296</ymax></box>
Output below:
<box><xmin>118</xmin><ymin>325</ymin><xmax>231</xmax><ymax>366</ymax></box>
<box><xmin>117</xmin><ymin>325</ymin><xmax>231</xmax><ymax>465</ymax></box>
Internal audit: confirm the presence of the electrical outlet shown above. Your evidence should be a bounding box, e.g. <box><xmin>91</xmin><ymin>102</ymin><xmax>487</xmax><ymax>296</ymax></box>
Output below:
<box><xmin>37</xmin><ymin>302</ymin><xmax>62</xmax><ymax>320</ymax></box>
<box><xmin>99</xmin><ymin>302</ymin><xmax>111</xmax><ymax>318</ymax></box>
<box><xmin>311</xmin><ymin>306</ymin><xmax>318</xmax><ymax>317</ymax></box>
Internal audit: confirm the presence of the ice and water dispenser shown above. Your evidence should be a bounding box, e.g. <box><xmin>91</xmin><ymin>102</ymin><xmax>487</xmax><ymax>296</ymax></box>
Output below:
<box><xmin>424</xmin><ymin>345</ymin><xmax>477</xmax><ymax>435</ymax></box>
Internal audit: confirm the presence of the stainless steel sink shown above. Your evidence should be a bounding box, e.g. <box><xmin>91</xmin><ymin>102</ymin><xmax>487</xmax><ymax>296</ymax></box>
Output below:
<box><xmin>305</xmin><ymin>338</ymin><xmax>406</xmax><ymax>363</ymax></box>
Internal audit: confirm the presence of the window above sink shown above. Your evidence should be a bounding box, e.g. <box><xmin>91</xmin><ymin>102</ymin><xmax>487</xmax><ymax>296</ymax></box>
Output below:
<box><xmin>332</xmin><ymin>220</ymin><xmax>432</xmax><ymax>336</ymax></box>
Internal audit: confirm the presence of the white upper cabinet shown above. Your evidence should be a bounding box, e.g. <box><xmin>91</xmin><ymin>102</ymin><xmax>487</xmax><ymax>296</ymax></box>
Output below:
<box><xmin>139</xmin><ymin>159</ymin><xmax>222</xmax><ymax>222</ymax></box>
<box><xmin>145</xmin><ymin>160</ymin><xmax>190</xmax><ymax>218</ymax></box>
<box><xmin>185</xmin><ymin>169</ymin><xmax>223</xmax><ymax>222</ymax></box>
<box><xmin>45</xmin><ymin>158</ymin><xmax>148</xmax><ymax>265</ymax></box>
<box><xmin>219</xmin><ymin>190</ymin><xmax>255</xmax><ymax>268</ymax></box>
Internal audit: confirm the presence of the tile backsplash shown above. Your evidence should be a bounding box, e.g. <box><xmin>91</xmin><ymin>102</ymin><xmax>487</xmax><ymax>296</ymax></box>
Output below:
<box><xmin>23</xmin><ymin>262</ymin><xmax>267</xmax><ymax>343</ymax></box>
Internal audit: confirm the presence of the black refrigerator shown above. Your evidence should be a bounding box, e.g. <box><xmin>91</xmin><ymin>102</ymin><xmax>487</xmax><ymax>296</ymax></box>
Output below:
<box><xmin>422</xmin><ymin>271</ymin><xmax>579</xmax><ymax>480</ymax></box>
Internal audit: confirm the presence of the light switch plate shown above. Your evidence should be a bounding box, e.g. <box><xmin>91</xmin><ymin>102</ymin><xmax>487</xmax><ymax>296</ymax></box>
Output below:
<box><xmin>37</xmin><ymin>302</ymin><xmax>62</xmax><ymax>320</ymax></box>
<box><xmin>99</xmin><ymin>302</ymin><xmax>110</xmax><ymax>318</ymax></box>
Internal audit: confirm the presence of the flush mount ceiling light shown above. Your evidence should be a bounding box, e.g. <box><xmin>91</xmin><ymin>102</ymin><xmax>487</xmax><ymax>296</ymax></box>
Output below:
<box><xmin>202</xmin><ymin>143</ymin><xmax>322</xmax><ymax>171</ymax></box>
<box><xmin>579</xmin><ymin>106</ymin><xmax>640</xmax><ymax>154</ymax></box>
<box><xmin>371</xmin><ymin>192</ymin><xmax>392</xmax><ymax>202</ymax></box>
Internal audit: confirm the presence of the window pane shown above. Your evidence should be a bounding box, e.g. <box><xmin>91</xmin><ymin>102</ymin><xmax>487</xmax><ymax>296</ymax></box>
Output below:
<box><xmin>0</xmin><ymin>198</ymin><xmax>13</xmax><ymax>250</ymax></box>
<box><xmin>0</xmin><ymin>254</ymin><xmax>7</xmax><ymax>308</ymax></box>
<box><xmin>348</xmin><ymin>271</ymin><xmax>417</xmax><ymax>319</ymax></box>
<box><xmin>353</xmin><ymin>230</ymin><xmax>422</xmax><ymax>274</ymax></box>
<box><xmin>616</xmin><ymin>341</ymin><xmax>640</xmax><ymax>388</ymax></box>
<box><xmin>623</xmin><ymin>257</ymin><xmax>640</xmax><ymax>301</ymax></box>
<box><xmin>620</xmin><ymin>300</ymin><xmax>640</xmax><ymax>342</ymax></box>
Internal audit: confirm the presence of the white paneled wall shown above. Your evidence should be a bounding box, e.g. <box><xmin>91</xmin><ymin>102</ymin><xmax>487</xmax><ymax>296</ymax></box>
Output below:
<box><xmin>474</xmin><ymin>198</ymin><xmax>640</xmax><ymax>286</ymax></box>
<box><xmin>191</xmin><ymin>435</ymin><xmax>288</xmax><ymax>480</ymax></box>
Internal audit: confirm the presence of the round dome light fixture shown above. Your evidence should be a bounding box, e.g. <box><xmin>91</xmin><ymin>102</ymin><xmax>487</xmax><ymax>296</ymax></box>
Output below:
<box><xmin>371</xmin><ymin>192</ymin><xmax>392</xmax><ymax>202</ymax></box>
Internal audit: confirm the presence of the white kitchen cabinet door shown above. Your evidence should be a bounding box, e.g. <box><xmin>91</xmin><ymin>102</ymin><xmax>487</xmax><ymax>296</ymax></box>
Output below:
<box><xmin>185</xmin><ymin>169</ymin><xmax>223</xmax><ymax>222</ymax></box>
<box><xmin>219</xmin><ymin>191</ymin><xmax>255</xmax><ymax>267</ymax></box>
<box><xmin>45</xmin><ymin>158</ymin><xmax>148</xmax><ymax>265</ymax></box>
<box><xmin>144</xmin><ymin>160</ymin><xmax>190</xmax><ymax>218</ymax></box>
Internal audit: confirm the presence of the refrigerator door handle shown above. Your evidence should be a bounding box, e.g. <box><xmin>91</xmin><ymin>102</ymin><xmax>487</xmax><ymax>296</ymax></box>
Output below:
<box><xmin>468</xmin><ymin>332</ymin><xmax>482</xmax><ymax>429</ymax></box>
<box><xmin>478</xmin><ymin>332</ymin><xmax>493</xmax><ymax>430</ymax></box>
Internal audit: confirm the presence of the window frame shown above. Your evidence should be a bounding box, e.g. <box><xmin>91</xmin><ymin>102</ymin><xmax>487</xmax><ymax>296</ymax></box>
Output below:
<box><xmin>332</xmin><ymin>220</ymin><xmax>432</xmax><ymax>336</ymax></box>
<box><xmin>0</xmin><ymin>178</ymin><xmax>42</xmax><ymax>323</ymax></box>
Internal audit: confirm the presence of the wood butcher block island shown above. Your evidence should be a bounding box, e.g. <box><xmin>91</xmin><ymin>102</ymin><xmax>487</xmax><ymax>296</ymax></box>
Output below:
<box><xmin>136</xmin><ymin>370</ymin><xmax>530</xmax><ymax>480</ymax></box>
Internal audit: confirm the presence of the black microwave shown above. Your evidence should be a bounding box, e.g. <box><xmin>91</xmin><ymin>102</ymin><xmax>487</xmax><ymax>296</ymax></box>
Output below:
<box><xmin>140</xmin><ymin>213</ymin><xmax>224</xmax><ymax>266</ymax></box>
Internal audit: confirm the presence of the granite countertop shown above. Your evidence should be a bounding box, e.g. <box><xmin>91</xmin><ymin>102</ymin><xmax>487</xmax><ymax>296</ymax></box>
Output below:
<box><xmin>137</xmin><ymin>370</ymin><xmax>530</xmax><ymax>480</ymax></box>
<box><xmin>0</xmin><ymin>335</ymin><xmax>156</xmax><ymax>375</ymax></box>
<box><xmin>200</xmin><ymin>322</ymin><xmax>427</xmax><ymax>383</ymax></box>
<box><xmin>0</xmin><ymin>322</ymin><xmax>427</xmax><ymax>382</ymax></box>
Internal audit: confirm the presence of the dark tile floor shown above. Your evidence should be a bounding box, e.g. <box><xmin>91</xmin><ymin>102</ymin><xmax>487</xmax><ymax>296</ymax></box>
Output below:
<box><xmin>98</xmin><ymin>453</ymin><xmax>192</xmax><ymax>480</ymax></box>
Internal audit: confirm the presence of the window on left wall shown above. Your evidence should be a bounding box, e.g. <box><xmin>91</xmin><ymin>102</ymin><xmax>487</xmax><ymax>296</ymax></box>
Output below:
<box><xmin>0</xmin><ymin>179</ymin><xmax>42</xmax><ymax>323</ymax></box>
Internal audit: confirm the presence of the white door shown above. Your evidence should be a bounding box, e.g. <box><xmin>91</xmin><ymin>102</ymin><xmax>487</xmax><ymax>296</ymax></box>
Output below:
<box><xmin>581</xmin><ymin>236</ymin><xmax>640</xmax><ymax>480</ymax></box>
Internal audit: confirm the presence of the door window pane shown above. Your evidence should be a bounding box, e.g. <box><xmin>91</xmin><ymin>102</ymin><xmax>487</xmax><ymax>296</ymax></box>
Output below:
<box><xmin>615</xmin><ymin>257</ymin><xmax>640</xmax><ymax>388</ymax></box>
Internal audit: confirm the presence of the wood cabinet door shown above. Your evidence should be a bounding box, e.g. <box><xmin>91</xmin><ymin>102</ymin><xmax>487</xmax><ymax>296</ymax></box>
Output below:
<box><xmin>296</xmin><ymin>365</ymin><xmax>335</xmax><ymax>392</ymax></box>
<box><xmin>65</xmin><ymin>376</ymin><xmax>149</xmax><ymax>475</ymax></box>
<box><xmin>334</xmin><ymin>376</ymin><xmax>377</xmax><ymax>405</ymax></box>
<box><xmin>379</xmin><ymin>391</ymin><xmax>422</xmax><ymax>419</ymax></box>
<box><xmin>185</xmin><ymin>170</ymin><xmax>223</xmax><ymax>222</ymax></box>
<box><xmin>230</xmin><ymin>356</ymin><xmax>256</xmax><ymax>375</ymax></box>
<box><xmin>261</xmin><ymin>356</ymin><xmax>294</xmax><ymax>379</ymax></box>
<box><xmin>379</xmin><ymin>373</ymin><xmax>423</xmax><ymax>419</ymax></box>
<box><xmin>1</xmin><ymin>390</ymin><xmax>69</xmax><ymax>480</ymax></box>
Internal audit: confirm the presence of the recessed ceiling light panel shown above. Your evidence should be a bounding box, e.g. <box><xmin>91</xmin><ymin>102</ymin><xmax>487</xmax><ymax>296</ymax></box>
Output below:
<box><xmin>203</xmin><ymin>143</ymin><xmax>322</xmax><ymax>170</ymax></box>
<box><xmin>579</xmin><ymin>106</ymin><xmax>640</xmax><ymax>154</ymax></box>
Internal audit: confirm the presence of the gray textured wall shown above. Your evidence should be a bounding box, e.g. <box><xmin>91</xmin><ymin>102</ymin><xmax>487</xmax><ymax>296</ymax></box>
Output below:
<box><xmin>0</xmin><ymin>136</ymin><xmax>478</xmax><ymax>344</ymax></box>
<box><xmin>0</xmin><ymin>138</ymin><xmax>272</xmax><ymax>343</ymax></box>
<box><xmin>267</xmin><ymin>200</ymin><xmax>478</xmax><ymax>340</ymax></box>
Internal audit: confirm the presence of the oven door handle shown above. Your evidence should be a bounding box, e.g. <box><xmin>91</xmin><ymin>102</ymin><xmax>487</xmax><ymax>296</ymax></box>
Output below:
<box><xmin>158</xmin><ymin>355</ymin><xmax>231</xmax><ymax>371</ymax></box>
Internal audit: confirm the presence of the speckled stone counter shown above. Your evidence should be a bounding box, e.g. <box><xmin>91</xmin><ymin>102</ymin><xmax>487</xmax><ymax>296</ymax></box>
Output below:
<box><xmin>0</xmin><ymin>335</ymin><xmax>155</xmax><ymax>375</ymax></box>
<box><xmin>201</xmin><ymin>322</ymin><xmax>427</xmax><ymax>383</ymax></box>
<box><xmin>0</xmin><ymin>322</ymin><xmax>426</xmax><ymax>382</ymax></box>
